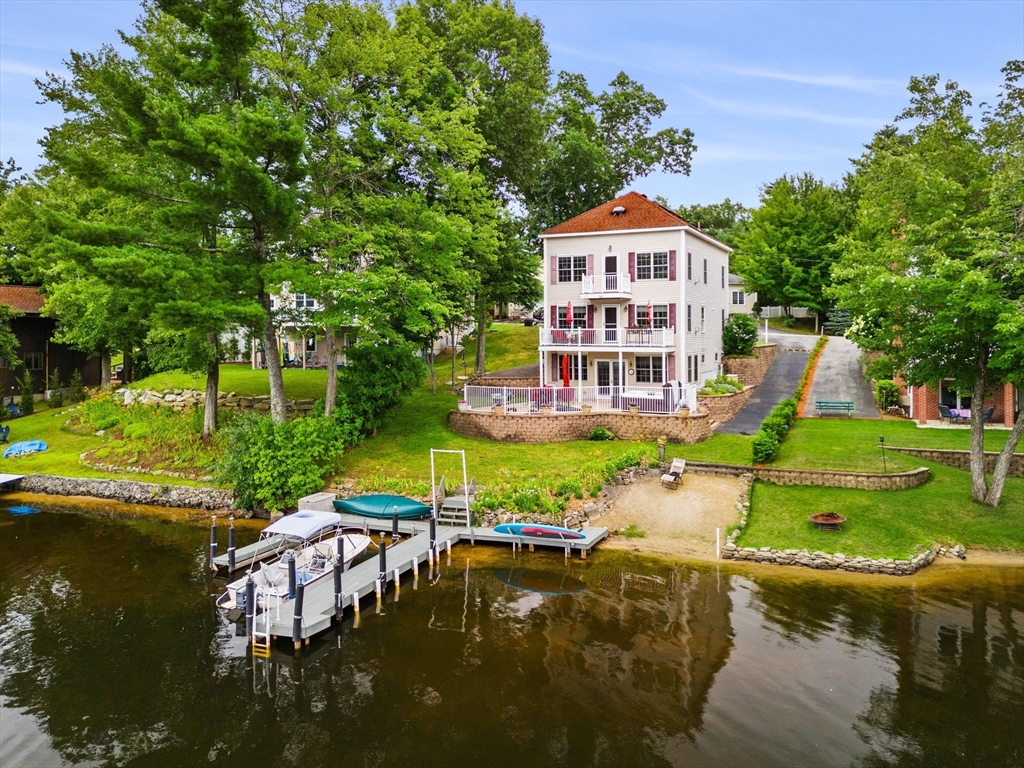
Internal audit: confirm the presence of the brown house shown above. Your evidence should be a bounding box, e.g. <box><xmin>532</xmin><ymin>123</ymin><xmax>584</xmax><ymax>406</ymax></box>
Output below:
<box><xmin>0</xmin><ymin>285</ymin><xmax>102</xmax><ymax>401</ymax></box>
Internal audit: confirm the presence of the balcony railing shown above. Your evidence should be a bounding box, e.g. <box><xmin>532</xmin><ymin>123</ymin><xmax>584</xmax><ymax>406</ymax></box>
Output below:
<box><xmin>581</xmin><ymin>272</ymin><xmax>631</xmax><ymax>297</ymax></box>
<box><xmin>462</xmin><ymin>384</ymin><xmax>698</xmax><ymax>414</ymax></box>
<box><xmin>541</xmin><ymin>327</ymin><xmax>675</xmax><ymax>348</ymax></box>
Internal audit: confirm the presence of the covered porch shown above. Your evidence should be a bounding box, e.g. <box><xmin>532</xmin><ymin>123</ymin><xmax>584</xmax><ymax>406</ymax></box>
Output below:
<box><xmin>462</xmin><ymin>383</ymin><xmax>699</xmax><ymax>415</ymax></box>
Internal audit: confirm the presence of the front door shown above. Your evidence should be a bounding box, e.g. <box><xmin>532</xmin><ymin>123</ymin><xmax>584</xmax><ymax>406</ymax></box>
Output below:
<box><xmin>603</xmin><ymin>305</ymin><xmax>619</xmax><ymax>343</ymax></box>
<box><xmin>604</xmin><ymin>254</ymin><xmax>618</xmax><ymax>291</ymax></box>
<box><xmin>596</xmin><ymin>360</ymin><xmax>621</xmax><ymax>395</ymax></box>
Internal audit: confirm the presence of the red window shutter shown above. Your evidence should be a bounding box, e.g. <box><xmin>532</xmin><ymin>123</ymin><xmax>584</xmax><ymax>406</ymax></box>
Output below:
<box><xmin>667</xmin><ymin>354</ymin><xmax>676</xmax><ymax>382</ymax></box>
<box><xmin>628</xmin><ymin>252</ymin><xmax>636</xmax><ymax>282</ymax></box>
<box><xmin>550</xmin><ymin>256</ymin><xmax>558</xmax><ymax>285</ymax></box>
<box><xmin>587</xmin><ymin>254</ymin><xmax>594</xmax><ymax>276</ymax></box>
<box><xmin>669</xmin><ymin>250</ymin><xmax>676</xmax><ymax>281</ymax></box>
<box><xmin>628</xmin><ymin>304</ymin><xmax>635</xmax><ymax>326</ymax></box>
<box><xmin>587</xmin><ymin>305</ymin><xmax>595</xmax><ymax>328</ymax></box>
<box><xmin>669</xmin><ymin>303</ymin><xmax>677</xmax><ymax>330</ymax></box>
<box><xmin>550</xmin><ymin>305</ymin><xmax>557</xmax><ymax>326</ymax></box>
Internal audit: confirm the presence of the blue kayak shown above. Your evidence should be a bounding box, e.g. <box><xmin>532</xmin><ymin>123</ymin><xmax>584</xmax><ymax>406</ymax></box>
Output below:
<box><xmin>333</xmin><ymin>494</ymin><xmax>431</xmax><ymax>519</ymax></box>
<box><xmin>2</xmin><ymin>440</ymin><xmax>47</xmax><ymax>458</ymax></box>
<box><xmin>493</xmin><ymin>523</ymin><xmax>585</xmax><ymax>540</ymax></box>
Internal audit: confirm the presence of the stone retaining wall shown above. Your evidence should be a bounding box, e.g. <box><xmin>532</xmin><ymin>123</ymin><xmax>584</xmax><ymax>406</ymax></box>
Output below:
<box><xmin>887</xmin><ymin>446</ymin><xmax>1024</xmax><ymax>477</ymax></box>
<box><xmin>702</xmin><ymin>386</ymin><xmax>754</xmax><ymax>425</ymax></box>
<box><xmin>12</xmin><ymin>474</ymin><xmax>235</xmax><ymax>510</ymax></box>
<box><xmin>119</xmin><ymin>388</ymin><xmax>317</xmax><ymax>417</ymax></box>
<box><xmin>722</xmin><ymin>344</ymin><xmax>777</xmax><ymax>386</ymax></box>
<box><xmin>448</xmin><ymin>409</ymin><xmax>713</xmax><ymax>444</ymax></box>
<box><xmin>684</xmin><ymin>461</ymin><xmax>930</xmax><ymax>490</ymax></box>
<box><xmin>469</xmin><ymin>377</ymin><xmax>538</xmax><ymax>389</ymax></box>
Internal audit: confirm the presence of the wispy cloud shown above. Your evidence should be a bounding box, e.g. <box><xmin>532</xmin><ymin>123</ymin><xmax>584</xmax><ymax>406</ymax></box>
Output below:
<box><xmin>693</xmin><ymin>141</ymin><xmax>847</xmax><ymax>165</ymax></box>
<box><xmin>679</xmin><ymin>87</ymin><xmax>884</xmax><ymax>129</ymax></box>
<box><xmin>718</xmin><ymin>65</ymin><xmax>905</xmax><ymax>95</ymax></box>
<box><xmin>0</xmin><ymin>59</ymin><xmax>50</xmax><ymax>79</ymax></box>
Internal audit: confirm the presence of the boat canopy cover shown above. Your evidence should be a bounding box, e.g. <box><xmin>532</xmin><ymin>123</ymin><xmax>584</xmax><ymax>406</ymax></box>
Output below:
<box><xmin>262</xmin><ymin>510</ymin><xmax>341</xmax><ymax>539</ymax></box>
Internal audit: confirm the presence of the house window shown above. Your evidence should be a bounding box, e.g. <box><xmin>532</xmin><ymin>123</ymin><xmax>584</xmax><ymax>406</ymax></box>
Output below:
<box><xmin>345</xmin><ymin>333</ymin><xmax>357</xmax><ymax>348</ymax></box>
<box><xmin>687</xmin><ymin>252</ymin><xmax>693</xmax><ymax>280</ymax></box>
<box><xmin>635</xmin><ymin>251</ymin><xmax>669</xmax><ymax>280</ymax></box>
<box><xmin>557</xmin><ymin>255</ymin><xmax>586</xmax><ymax>283</ymax></box>
<box><xmin>703</xmin><ymin>259</ymin><xmax>708</xmax><ymax>284</ymax></box>
<box><xmin>0</xmin><ymin>357</ymin><xmax>6</xmax><ymax>369</ymax></box>
<box><xmin>721</xmin><ymin>309</ymin><xmax>725</xmax><ymax>330</ymax></box>
<box><xmin>635</xmin><ymin>304</ymin><xmax>669</xmax><ymax>328</ymax></box>
<box><xmin>721</xmin><ymin>265</ymin><xmax>726</xmax><ymax>289</ymax></box>
<box><xmin>269</xmin><ymin>297</ymin><xmax>276</xmax><ymax>310</ymax></box>
<box><xmin>552</xmin><ymin>354</ymin><xmax>587</xmax><ymax>381</ymax></box>
<box><xmin>700</xmin><ymin>306</ymin><xmax>706</xmax><ymax>331</ymax></box>
<box><xmin>23</xmin><ymin>353</ymin><xmax>43</xmax><ymax>370</ymax></box>
<box><xmin>686</xmin><ymin>355</ymin><xmax>698</xmax><ymax>383</ymax></box>
<box><xmin>732</xmin><ymin>291</ymin><xmax>746</xmax><ymax>305</ymax></box>
<box><xmin>294</xmin><ymin>293</ymin><xmax>316</xmax><ymax>309</ymax></box>
<box><xmin>557</xmin><ymin>305</ymin><xmax>586</xmax><ymax>329</ymax></box>
<box><xmin>635</xmin><ymin>356</ymin><xmax>663</xmax><ymax>383</ymax></box>
<box><xmin>306</xmin><ymin>337</ymin><xmax>317</xmax><ymax>351</ymax></box>
<box><xmin>686</xmin><ymin>304</ymin><xmax>692</xmax><ymax>332</ymax></box>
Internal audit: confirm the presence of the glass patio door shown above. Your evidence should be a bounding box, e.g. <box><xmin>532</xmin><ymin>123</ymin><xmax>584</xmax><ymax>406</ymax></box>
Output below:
<box><xmin>603</xmin><ymin>305</ymin><xmax>619</xmax><ymax>343</ymax></box>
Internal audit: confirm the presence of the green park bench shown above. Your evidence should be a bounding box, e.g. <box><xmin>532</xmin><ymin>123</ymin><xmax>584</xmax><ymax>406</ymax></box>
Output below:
<box><xmin>815</xmin><ymin>400</ymin><xmax>854</xmax><ymax>417</ymax></box>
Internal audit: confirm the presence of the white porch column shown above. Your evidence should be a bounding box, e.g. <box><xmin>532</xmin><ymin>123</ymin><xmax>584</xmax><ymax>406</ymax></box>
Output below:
<box><xmin>618</xmin><ymin>350</ymin><xmax>623</xmax><ymax>391</ymax></box>
<box><xmin>661</xmin><ymin>351</ymin><xmax>666</xmax><ymax>386</ymax></box>
<box><xmin>538</xmin><ymin>346</ymin><xmax>544</xmax><ymax>386</ymax></box>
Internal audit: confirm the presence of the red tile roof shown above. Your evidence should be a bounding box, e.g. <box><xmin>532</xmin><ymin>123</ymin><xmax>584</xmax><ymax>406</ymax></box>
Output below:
<box><xmin>541</xmin><ymin>191</ymin><xmax>692</xmax><ymax>236</ymax></box>
<box><xmin>0</xmin><ymin>285</ymin><xmax>45</xmax><ymax>314</ymax></box>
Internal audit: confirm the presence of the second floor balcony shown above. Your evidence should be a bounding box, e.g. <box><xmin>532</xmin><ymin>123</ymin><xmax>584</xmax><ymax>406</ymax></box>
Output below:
<box><xmin>541</xmin><ymin>326</ymin><xmax>675</xmax><ymax>348</ymax></box>
<box><xmin>581</xmin><ymin>272</ymin><xmax>632</xmax><ymax>299</ymax></box>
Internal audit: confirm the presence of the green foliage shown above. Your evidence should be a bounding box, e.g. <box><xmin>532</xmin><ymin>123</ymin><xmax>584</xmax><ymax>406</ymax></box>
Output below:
<box><xmin>588</xmin><ymin>425</ymin><xmax>616</xmax><ymax>441</ymax></box>
<box><xmin>822</xmin><ymin>308</ymin><xmax>852</xmax><ymax>336</ymax></box>
<box><xmin>67</xmin><ymin>370</ymin><xmax>86</xmax><ymax>403</ymax></box>
<box><xmin>875</xmin><ymin>380</ymin><xmax>900</xmax><ymax>409</ymax></box>
<box><xmin>46</xmin><ymin>368</ymin><xmax>63</xmax><ymax>408</ymax></box>
<box><xmin>18</xmin><ymin>369</ymin><xmax>34</xmax><ymax>415</ymax></box>
<box><xmin>216</xmin><ymin>413</ymin><xmax>347</xmax><ymax>513</ymax></box>
<box><xmin>793</xmin><ymin>337</ymin><xmax>828</xmax><ymax>403</ymax></box>
<box><xmin>671</xmin><ymin>198</ymin><xmax>750</xmax><ymax>248</ymax></box>
<box><xmin>0</xmin><ymin>304</ymin><xmax>19</xmax><ymax>367</ymax></box>
<box><xmin>752</xmin><ymin>338</ymin><xmax>824</xmax><ymax>464</ymax></box>
<box><xmin>864</xmin><ymin>356</ymin><xmax>897</xmax><ymax>381</ymax></box>
<box><xmin>761</xmin><ymin>416</ymin><xmax>790</xmax><ymax>441</ymax></box>
<box><xmin>555</xmin><ymin>477</ymin><xmax>583</xmax><ymax>499</ymax></box>
<box><xmin>698</xmin><ymin>374</ymin><xmax>744</xmax><ymax>395</ymax></box>
<box><xmin>336</xmin><ymin>342</ymin><xmax>426</xmax><ymax>435</ymax></box>
<box><xmin>751</xmin><ymin>430</ymin><xmax>781</xmax><ymax>464</ymax></box>
<box><xmin>722</xmin><ymin>314</ymin><xmax>759</xmax><ymax>357</ymax></box>
<box><xmin>622</xmin><ymin>523</ymin><xmax>646</xmax><ymax>539</ymax></box>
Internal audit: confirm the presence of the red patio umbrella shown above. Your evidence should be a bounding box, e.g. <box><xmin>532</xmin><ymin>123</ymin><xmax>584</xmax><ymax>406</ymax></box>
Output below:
<box><xmin>561</xmin><ymin>354</ymin><xmax>570</xmax><ymax>388</ymax></box>
<box><xmin>565</xmin><ymin>300</ymin><xmax>573</xmax><ymax>328</ymax></box>
<box><xmin>647</xmin><ymin>299</ymin><xmax>654</xmax><ymax>327</ymax></box>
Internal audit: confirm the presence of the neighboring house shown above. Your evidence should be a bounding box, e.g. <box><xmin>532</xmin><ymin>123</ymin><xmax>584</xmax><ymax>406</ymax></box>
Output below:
<box><xmin>0</xmin><ymin>285</ymin><xmax>102</xmax><ymax>399</ymax></box>
<box><xmin>905</xmin><ymin>380</ymin><xmax>1019</xmax><ymax>428</ymax></box>
<box><xmin>727</xmin><ymin>273</ymin><xmax>757</xmax><ymax>316</ymax></box>
<box><xmin>538</xmin><ymin>192</ymin><xmax>731</xmax><ymax>399</ymax></box>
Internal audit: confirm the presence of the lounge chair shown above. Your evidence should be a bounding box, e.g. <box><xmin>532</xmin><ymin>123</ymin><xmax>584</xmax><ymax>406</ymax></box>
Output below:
<box><xmin>661</xmin><ymin>458</ymin><xmax>686</xmax><ymax>489</ymax></box>
<box><xmin>0</xmin><ymin>424</ymin><xmax>9</xmax><ymax>443</ymax></box>
<box><xmin>937</xmin><ymin>404</ymin><xmax>955</xmax><ymax>425</ymax></box>
<box><xmin>981</xmin><ymin>405</ymin><xmax>995</xmax><ymax>424</ymax></box>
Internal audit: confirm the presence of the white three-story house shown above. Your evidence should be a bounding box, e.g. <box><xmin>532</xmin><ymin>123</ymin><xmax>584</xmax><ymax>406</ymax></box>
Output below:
<box><xmin>539</xmin><ymin>191</ymin><xmax>732</xmax><ymax>409</ymax></box>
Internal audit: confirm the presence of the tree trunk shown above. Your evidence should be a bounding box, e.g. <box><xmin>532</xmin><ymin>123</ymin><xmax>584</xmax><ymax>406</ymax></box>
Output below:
<box><xmin>983</xmin><ymin>406</ymin><xmax>1024</xmax><ymax>507</ymax></box>
<box><xmin>474</xmin><ymin>301</ymin><xmax>486</xmax><ymax>376</ymax></box>
<box><xmin>203</xmin><ymin>334</ymin><xmax>219</xmax><ymax>440</ymax></box>
<box><xmin>324</xmin><ymin>327</ymin><xmax>338</xmax><ymax>418</ymax></box>
<box><xmin>969</xmin><ymin>375</ymin><xmax>988</xmax><ymax>503</ymax></box>
<box><xmin>815</xmin><ymin>311</ymin><xmax>820</xmax><ymax>334</ymax></box>
<box><xmin>260</xmin><ymin>291</ymin><xmax>288</xmax><ymax>424</ymax></box>
<box><xmin>427</xmin><ymin>345</ymin><xmax>436</xmax><ymax>394</ymax></box>
<box><xmin>121</xmin><ymin>347</ymin><xmax>133</xmax><ymax>384</ymax></box>
<box><xmin>100</xmin><ymin>350</ymin><xmax>112</xmax><ymax>390</ymax></box>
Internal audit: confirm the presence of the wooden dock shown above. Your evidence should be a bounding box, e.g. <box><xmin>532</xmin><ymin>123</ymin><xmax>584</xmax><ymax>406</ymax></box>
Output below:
<box><xmin>244</xmin><ymin>514</ymin><xmax>608</xmax><ymax>649</ymax></box>
<box><xmin>0</xmin><ymin>474</ymin><xmax>25</xmax><ymax>488</ymax></box>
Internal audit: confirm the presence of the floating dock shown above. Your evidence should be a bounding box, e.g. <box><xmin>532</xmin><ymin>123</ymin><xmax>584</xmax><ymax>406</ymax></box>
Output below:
<box><xmin>234</xmin><ymin>512</ymin><xmax>608</xmax><ymax>652</ymax></box>
<box><xmin>0</xmin><ymin>474</ymin><xmax>25</xmax><ymax>488</ymax></box>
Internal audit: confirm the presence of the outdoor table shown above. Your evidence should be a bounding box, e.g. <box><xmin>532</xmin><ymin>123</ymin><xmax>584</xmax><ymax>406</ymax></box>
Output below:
<box><xmin>951</xmin><ymin>408</ymin><xmax>971</xmax><ymax>422</ymax></box>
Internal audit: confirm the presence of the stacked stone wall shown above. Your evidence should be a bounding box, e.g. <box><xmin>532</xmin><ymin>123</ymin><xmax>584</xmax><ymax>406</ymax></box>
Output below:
<box><xmin>701</xmin><ymin>386</ymin><xmax>754</xmax><ymax>425</ymax></box>
<box><xmin>13</xmin><ymin>474</ymin><xmax>235</xmax><ymax>510</ymax></box>
<box><xmin>886</xmin><ymin>446</ymin><xmax>1024</xmax><ymax>477</ymax></box>
<box><xmin>722</xmin><ymin>344</ymin><xmax>778</xmax><ymax>386</ymax></box>
<box><xmin>683</xmin><ymin>460</ymin><xmax>929</xmax><ymax>490</ymax></box>
<box><xmin>119</xmin><ymin>388</ymin><xmax>317</xmax><ymax>417</ymax></box>
<box><xmin>468</xmin><ymin>377</ymin><xmax>538</xmax><ymax>389</ymax></box>
<box><xmin>448</xmin><ymin>410</ymin><xmax>713</xmax><ymax>444</ymax></box>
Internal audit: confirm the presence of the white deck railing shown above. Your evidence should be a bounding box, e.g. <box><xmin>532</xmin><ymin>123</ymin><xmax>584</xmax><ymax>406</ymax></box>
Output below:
<box><xmin>462</xmin><ymin>384</ymin><xmax>698</xmax><ymax>414</ymax></box>
<box><xmin>582</xmin><ymin>273</ymin><xmax>631</xmax><ymax>296</ymax></box>
<box><xmin>540</xmin><ymin>327</ymin><xmax>675</xmax><ymax>348</ymax></box>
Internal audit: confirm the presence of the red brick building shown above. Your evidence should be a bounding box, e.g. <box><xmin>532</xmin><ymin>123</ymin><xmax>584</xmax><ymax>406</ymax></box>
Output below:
<box><xmin>1</xmin><ymin>285</ymin><xmax>102</xmax><ymax>399</ymax></box>
<box><xmin>906</xmin><ymin>380</ymin><xmax>1019</xmax><ymax>427</ymax></box>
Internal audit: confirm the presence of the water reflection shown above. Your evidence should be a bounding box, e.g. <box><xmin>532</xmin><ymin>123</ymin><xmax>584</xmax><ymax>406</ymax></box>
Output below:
<box><xmin>1</xmin><ymin>503</ymin><xmax>1022</xmax><ymax>767</ymax></box>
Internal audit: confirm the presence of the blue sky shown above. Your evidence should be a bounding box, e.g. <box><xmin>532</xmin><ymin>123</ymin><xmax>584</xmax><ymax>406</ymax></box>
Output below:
<box><xmin>1</xmin><ymin>0</ymin><xmax>1021</xmax><ymax>207</ymax></box>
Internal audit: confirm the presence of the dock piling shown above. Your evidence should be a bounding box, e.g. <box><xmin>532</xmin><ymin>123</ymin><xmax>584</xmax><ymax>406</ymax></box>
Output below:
<box><xmin>209</xmin><ymin>516</ymin><xmax>218</xmax><ymax>560</ymax></box>
<box><xmin>394</xmin><ymin>567</ymin><xmax>401</xmax><ymax>599</ymax></box>
<box><xmin>379</xmin><ymin>536</ymin><xmax>387</xmax><ymax>579</ymax></box>
<box><xmin>339</xmin><ymin>535</ymin><xmax>346</xmax><ymax>573</ymax></box>
<box><xmin>288</xmin><ymin>553</ymin><xmax>297</xmax><ymax>599</ymax></box>
<box><xmin>333</xmin><ymin>561</ymin><xmax>343</xmax><ymax>620</ymax></box>
<box><xmin>412</xmin><ymin>557</ymin><xmax>419</xmax><ymax>588</ymax></box>
<box><xmin>245</xmin><ymin>577</ymin><xmax>256</xmax><ymax>638</ymax></box>
<box><xmin>227</xmin><ymin>516</ymin><xmax>236</xmax><ymax>572</ymax></box>
<box><xmin>292</xmin><ymin>581</ymin><xmax>305</xmax><ymax>651</ymax></box>
<box><xmin>392</xmin><ymin>511</ymin><xmax>400</xmax><ymax>544</ymax></box>
<box><xmin>375</xmin><ymin>578</ymin><xmax>383</xmax><ymax>611</ymax></box>
<box><xmin>446</xmin><ymin>539</ymin><xmax>452</xmax><ymax>566</ymax></box>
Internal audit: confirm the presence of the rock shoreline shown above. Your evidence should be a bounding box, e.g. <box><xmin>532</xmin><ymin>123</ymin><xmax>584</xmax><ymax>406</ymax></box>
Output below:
<box><xmin>13</xmin><ymin>474</ymin><xmax>236</xmax><ymax>511</ymax></box>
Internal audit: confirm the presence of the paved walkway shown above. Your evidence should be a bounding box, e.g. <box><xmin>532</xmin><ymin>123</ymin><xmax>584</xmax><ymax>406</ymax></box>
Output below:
<box><xmin>806</xmin><ymin>336</ymin><xmax>879</xmax><ymax>419</ymax></box>
<box><xmin>717</xmin><ymin>331</ymin><xmax>817</xmax><ymax>436</ymax></box>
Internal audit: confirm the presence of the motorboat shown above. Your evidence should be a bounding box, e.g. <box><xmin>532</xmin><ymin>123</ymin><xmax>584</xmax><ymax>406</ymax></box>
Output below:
<box><xmin>216</xmin><ymin>510</ymin><xmax>371</xmax><ymax>613</ymax></box>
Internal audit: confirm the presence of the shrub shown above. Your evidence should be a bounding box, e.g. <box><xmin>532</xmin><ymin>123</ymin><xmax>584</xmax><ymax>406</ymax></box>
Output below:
<box><xmin>751</xmin><ymin>430</ymin><xmax>780</xmax><ymax>463</ymax></box>
<box><xmin>68</xmin><ymin>370</ymin><xmax>86</xmax><ymax>403</ymax></box>
<box><xmin>875</xmin><ymin>379</ymin><xmax>900</xmax><ymax>409</ymax></box>
<box><xmin>46</xmin><ymin>368</ymin><xmax>63</xmax><ymax>408</ymax></box>
<box><xmin>623</xmin><ymin>523</ymin><xmax>646</xmax><ymax>538</ymax></box>
<box><xmin>18</xmin><ymin>369</ymin><xmax>35</xmax><ymax>415</ymax></box>
<box><xmin>698</xmin><ymin>374</ymin><xmax>743</xmax><ymax>395</ymax></box>
<box><xmin>588</xmin><ymin>426</ymin><xmax>615</xmax><ymax>441</ymax></box>
<box><xmin>122</xmin><ymin>422</ymin><xmax>151</xmax><ymax>440</ymax></box>
<box><xmin>722</xmin><ymin>313</ymin><xmax>759</xmax><ymax>356</ymax></box>
<box><xmin>865</xmin><ymin>356</ymin><xmax>897</xmax><ymax>381</ymax></box>
<box><xmin>761</xmin><ymin>415</ymin><xmax>789</xmax><ymax>441</ymax></box>
<box><xmin>782</xmin><ymin>316</ymin><xmax>796</xmax><ymax>328</ymax></box>
<box><xmin>335</xmin><ymin>341</ymin><xmax>425</xmax><ymax>435</ymax></box>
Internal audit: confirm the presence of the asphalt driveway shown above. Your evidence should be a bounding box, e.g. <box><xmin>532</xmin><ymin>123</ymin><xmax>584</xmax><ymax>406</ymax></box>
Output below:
<box><xmin>806</xmin><ymin>335</ymin><xmax>879</xmax><ymax>419</ymax></box>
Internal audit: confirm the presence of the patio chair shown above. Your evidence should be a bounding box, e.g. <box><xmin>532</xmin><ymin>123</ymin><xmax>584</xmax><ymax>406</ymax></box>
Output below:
<box><xmin>0</xmin><ymin>424</ymin><xmax>9</xmax><ymax>443</ymax></box>
<box><xmin>937</xmin><ymin>404</ymin><xmax>954</xmax><ymax>425</ymax></box>
<box><xmin>981</xmin><ymin>405</ymin><xmax>995</xmax><ymax>424</ymax></box>
<box><xmin>661</xmin><ymin>458</ymin><xmax>686</xmax><ymax>489</ymax></box>
<box><xmin>5</xmin><ymin>401</ymin><xmax>21</xmax><ymax>419</ymax></box>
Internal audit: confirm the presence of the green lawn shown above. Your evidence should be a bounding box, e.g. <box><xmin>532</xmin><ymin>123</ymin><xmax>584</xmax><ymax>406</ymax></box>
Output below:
<box><xmin>133</xmin><ymin>365</ymin><xmax>330</xmax><ymax>400</ymax></box>
<box><xmin>766</xmin><ymin>316</ymin><xmax>819</xmax><ymax>335</ymax></box>
<box><xmin>0</xmin><ymin>404</ymin><xmax>200</xmax><ymax>486</ymax></box>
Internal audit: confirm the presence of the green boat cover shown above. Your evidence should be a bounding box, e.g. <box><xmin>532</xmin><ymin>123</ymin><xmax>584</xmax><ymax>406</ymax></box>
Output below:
<box><xmin>333</xmin><ymin>494</ymin><xmax>431</xmax><ymax>519</ymax></box>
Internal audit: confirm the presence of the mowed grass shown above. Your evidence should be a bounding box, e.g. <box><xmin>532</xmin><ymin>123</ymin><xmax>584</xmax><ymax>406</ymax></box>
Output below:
<box><xmin>0</xmin><ymin>404</ymin><xmax>200</xmax><ymax>486</ymax></box>
<box><xmin>133</xmin><ymin>365</ymin><xmax>330</xmax><ymax>401</ymax></box>
<box><xmin>737</xmin><ymin>418</ymin><xmax>1024</xmax><ymax>557</ymax></box>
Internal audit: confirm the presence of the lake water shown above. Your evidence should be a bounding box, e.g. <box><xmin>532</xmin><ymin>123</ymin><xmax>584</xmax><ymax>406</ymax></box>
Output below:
<box><xmin>1</xmin><ymin>498</ymin><xmax>1022</xmax><ymax>767</ymax></box>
